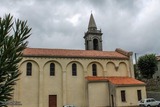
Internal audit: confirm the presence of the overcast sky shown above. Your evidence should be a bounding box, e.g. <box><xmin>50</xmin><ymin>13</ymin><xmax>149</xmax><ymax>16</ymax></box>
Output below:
<box><xmin>1</xmin><ymin>0</ymin><xmax>160</xmax><ymax>56</ymax></box>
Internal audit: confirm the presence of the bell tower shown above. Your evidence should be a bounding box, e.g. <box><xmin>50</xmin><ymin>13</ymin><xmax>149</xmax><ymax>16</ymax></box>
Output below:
<box><xmin>84</xmin><ymin>13</ymin><xmax>103</xmax><ymax>51</ymax></box>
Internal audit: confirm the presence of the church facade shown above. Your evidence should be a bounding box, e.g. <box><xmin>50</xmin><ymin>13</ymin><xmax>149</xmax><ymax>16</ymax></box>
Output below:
<box><xmin>12</xmin><ymin>14</ymin><xmax>146</xmax><ymax>107</ymax></box>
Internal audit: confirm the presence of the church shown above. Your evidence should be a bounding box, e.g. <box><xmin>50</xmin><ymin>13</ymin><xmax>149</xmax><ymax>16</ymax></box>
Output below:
<box><xmin>12</xmin><ymin>14</ymin><xmax>146</xmax><ymax>107</ymax></box>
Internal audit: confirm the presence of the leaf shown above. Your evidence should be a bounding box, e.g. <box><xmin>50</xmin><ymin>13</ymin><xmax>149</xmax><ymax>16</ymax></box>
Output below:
<box><xmin>0</xmin><ymin>14</ymin><xmax>31</xmax><ymax>106</ymax></box>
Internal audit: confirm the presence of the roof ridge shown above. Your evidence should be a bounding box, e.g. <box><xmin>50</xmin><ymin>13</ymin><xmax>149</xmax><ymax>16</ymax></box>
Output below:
<box><xmin>26</xmin><ymin>47</ymin><xmax>117</xmax><ymax>52</ymax></box>
<box><xmin>23</xmin><ymin>48</ymin><xmax>129</xmax><ymax>59</ymax></box>
<box><xmin>115</xmin><ymin>48</ymin><xmax>132</xmax><ymax>56</ymax></box>
<box><xmin>85</xmin><ymin>76</ymin><xmax>145</xmax><ymax>85</ymax></box>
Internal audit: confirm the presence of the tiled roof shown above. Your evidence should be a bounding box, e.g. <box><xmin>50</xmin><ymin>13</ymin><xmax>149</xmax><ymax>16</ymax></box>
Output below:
<box><xmin>23</xmin><ymin>48</ymin><xmax>129</xmax><ymax>59</ymax></box>
<box><xmin>85</xmin><ymin>76</ymin><xmax>145</xmax><ymax>86</ymax></box>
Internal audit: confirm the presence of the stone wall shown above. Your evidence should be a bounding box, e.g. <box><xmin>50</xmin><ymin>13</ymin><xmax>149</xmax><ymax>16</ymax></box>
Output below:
<box><xmin>142</xmin><ymin>78</ymin><xmax>160</xmax><ymax>91</ymax></box>
<box><xmin>147</xmin><ymin>92</ymin><xmax>160</xmax><ymax>100</ymax></box>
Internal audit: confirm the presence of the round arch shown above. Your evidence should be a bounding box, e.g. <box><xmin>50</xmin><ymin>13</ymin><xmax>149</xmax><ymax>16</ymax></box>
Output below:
<box><xmin>66</xmin><ymin>61</ymin><xmax>84</xmax><ymax>71</ymax></box>
<box><xmin>43</xmin><ymin>60</ymin><xmax>63</xmax><ymax>71</ymax></box>
<box><xmin>19</xmin><ymin>59</ymin><xmax>40</xmax><ymax>71</ymax></box>
<box><xmin>117</xmin><ymin>62</ymin><xmax>128</xmax><ymax>76</ymax></box>
<box><xmin>87</xmin><ymin>61</ymin><xmax>104</xmax><ymax>76</ymax></box>
<box><xmin>87</xmin><ymin>61</ymin><xmax>104</xmax><ymax>70</ymax></box>
<box><xmin>91</xmin><ymin>36</ymin><xmax>101</xmax><ymax>41</ymax></box>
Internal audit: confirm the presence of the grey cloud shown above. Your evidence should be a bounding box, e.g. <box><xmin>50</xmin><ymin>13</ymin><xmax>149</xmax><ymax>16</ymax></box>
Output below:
<box><xmin>1</xmin><ymin>0</ymin><xmax>160</xmax><ymax>56</ymax></box>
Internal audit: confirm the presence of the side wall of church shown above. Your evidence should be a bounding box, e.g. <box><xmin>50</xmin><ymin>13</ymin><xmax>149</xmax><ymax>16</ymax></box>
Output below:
<box><xmin>13</xmin><ymin>57</ymin><xmax>132</xmax><ymax>107</ymax></box>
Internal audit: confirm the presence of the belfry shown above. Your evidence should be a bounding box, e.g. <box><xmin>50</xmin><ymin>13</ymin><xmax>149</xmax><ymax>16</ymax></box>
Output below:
<box><xmin>84</xmin><ymin>13</ymin><xmax>103</xmax><ymax>51</ymax></box>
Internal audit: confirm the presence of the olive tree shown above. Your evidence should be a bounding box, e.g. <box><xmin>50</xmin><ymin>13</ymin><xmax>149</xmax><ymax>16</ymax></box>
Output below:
<box><xmin>138</xmin><ymin>54</ymin><xmax>158</xmax><ymax>79</ymax></box>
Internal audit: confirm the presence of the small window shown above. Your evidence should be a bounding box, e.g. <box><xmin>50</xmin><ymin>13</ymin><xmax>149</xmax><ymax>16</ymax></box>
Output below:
<box><xmin>121</xmin><ymin>90</ymin><xmax>126</xmax><ymax>102</ymax></box>
<box><xmin>92</xmin><ymin>64</ymin><xmax>97</xmax><ymax>76</ymax></box>
<box><xmin>72</xmin><ymin>63</ymin><xmax>77</xmax><ymax>76</ymax></box>
<box><xmin>50</xmin><ymin>63</ymin><xmax>55</xmax><ymax>76</ymax></box>
<box><xmin>137</xmin><ymin>90</ymin><xmax>142</xmax><ymax>101</ymax></box>
<box><xmin>86</xmin><ymin>41</ymin><xmax>89</xmax><ymax>50</ymax></box>
<box><xmin>26</xmin><ymin>62</ymin><xmax>32</xmax><ymax>76</ymax></box>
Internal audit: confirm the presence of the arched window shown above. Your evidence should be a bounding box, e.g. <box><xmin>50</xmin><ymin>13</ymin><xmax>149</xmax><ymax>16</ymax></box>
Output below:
<box><xmin>92</xmin><ymin>64</ymin><xmax>97</xmax><ymax>76</ymax></box>
<box><xmin>86</xmin><ymin>40</ymin><xmax>89</xmax><ymax>50</ymax></box>
<box><xmin>50</xmin><ymin>63</ymin><xmax>55</xmax><ymax>76</ymax></box>
<box><xmin>26</xmin><ymin>62</ymin><xmax>32</xmax><ymax>76</ymax></box>
<box><xmin>72</xmin><ymin>63</ymin><xmax>77</xmax><ymax>76</ymax></box>
<box><xmin>93</xmin><ymin>39</ymin><xmax>98</xmax><ymax>50</ymax></box>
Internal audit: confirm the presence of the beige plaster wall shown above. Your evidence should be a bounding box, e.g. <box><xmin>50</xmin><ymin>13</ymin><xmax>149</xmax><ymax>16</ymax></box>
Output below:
<box><xmin>106</xmin><ymin>62</ymin><xmax>128</xmax><ymax>77</ymax></box>
<box><xmin>18</xmin><ymin>60</ymin><xmax>39</xmax><ymax>107</ymax></box>
<box><xmin>88</xmin><ymin>82</ymin><xmax>110</xmax><ymax>107</ymax></box>
<box><xmin>13</xmin><ymin>57</ymin><xmax>133</xmax><ymax>107</ymax></box>
<box><xmin>66</xmin><ymin>62</ymin><xmax>85</xmax><ymax>107</ymax></box>
<box><xmin>87</xmin><ymin>62</ymin><xmax>104</xmax><ymax>76</ymax></box>
<box><xmin>43</xmin><ymin>61</ymin><xmax>63</xmax><ymax>107</ymax></box>
<box><xmin>115</xmin><ymin>86</ymin><xmax>146</xmax><ymax>107</ymax></box>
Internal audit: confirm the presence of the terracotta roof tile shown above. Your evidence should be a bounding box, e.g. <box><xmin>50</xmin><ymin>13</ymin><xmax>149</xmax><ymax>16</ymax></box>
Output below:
<box><xmin>85</xmin><ymin>76</ymin><xmax>145</xmax><ymax>85</ymax></box>
<box><xmin>23</xmin><ymin>48</ymin><xmax>129</xmax><ymax>59</ymax></box>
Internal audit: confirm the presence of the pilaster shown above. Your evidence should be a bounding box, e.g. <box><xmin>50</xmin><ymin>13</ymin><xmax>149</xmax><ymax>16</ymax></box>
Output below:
<box><xmin>62</xmin><ymin>71</ymin><xmax>67</xmax><ymax>105</ymax></box>
<box><xmin>129</xmin><ymin>52</ymin><xmax>134</xmax><ymax>78</ymax></box>
<box><xmin>38</xmin><ymin>70</ymin><xmax>44</xmax><ymax>107</ymax></box>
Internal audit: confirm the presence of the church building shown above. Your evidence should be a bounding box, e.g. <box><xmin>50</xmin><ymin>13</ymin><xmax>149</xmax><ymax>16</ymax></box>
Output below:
<box><xmin>12</xmin><ymin>14</ymin><xmax>146</xmax><ymax>107</ymax></box>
